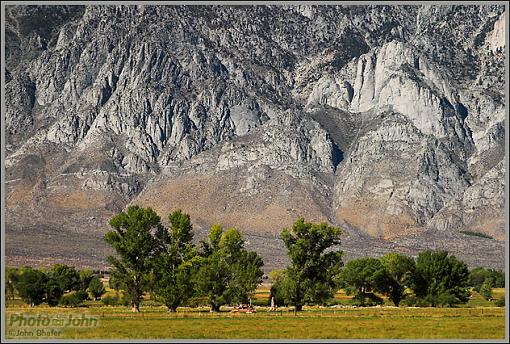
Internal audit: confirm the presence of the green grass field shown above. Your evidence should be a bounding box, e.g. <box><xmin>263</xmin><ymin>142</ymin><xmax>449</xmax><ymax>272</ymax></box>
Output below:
<box><xmin>4</xmin><ymin>288</ymin><xmax>506</xmax><ymax>339</ymax></box>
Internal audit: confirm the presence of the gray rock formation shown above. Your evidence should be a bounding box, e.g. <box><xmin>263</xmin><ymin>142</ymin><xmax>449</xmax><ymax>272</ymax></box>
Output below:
<box><xmin>4</xmin><ymin>4</ymin><xmax>506</xmax><ymax>270</ymax></box>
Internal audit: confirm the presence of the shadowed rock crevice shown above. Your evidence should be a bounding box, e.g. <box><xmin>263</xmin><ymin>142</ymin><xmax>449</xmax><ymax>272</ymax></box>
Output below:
<box><xmin>331</xmin><ymin>141</ymin><xmax>344</xmax><ymax>172</ymax></box>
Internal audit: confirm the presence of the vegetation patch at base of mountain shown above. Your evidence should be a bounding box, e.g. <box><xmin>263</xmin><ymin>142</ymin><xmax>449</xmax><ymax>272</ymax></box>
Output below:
<box><xmin>460</xmin><ymin>231</ymin><xmax>494</xmax><ymax>239</ymax></box>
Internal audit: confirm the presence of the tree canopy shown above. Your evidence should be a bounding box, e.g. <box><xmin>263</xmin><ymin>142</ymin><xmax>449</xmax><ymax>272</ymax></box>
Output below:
<box><xmin>104</xmin><ymin>205</ymin><xmax>164</xmax><ymax>312</ymax></box>
<box><xmin>16</xmin><ymin>267</ymin><xmax>48</xmax><ymax>307</ymax></box>
<box><xmin>153</xmin><ymin>209</ymin><xmax>198</xmax><ymax>312</ymax></box>
<box><xmin>88</xmin><ymin>276</ymin><xmax>106</xmax><ymax>300</ymax></box>
<box><xmin>413</xmin><ymin>250</ymin><xmax>471</xmax><ymax>307</ymax></box>
<box><xmin>193</xmin><ymin>225</ymin><xmax>264</xmax><ymax>311</ymax></box>
<box><xmin>277</xmin><ymin>218</ymin><xmax>343</xmax><ymax>311</ymax></box>
<box><xmin>340</xmin><ymin>257</ymin><xmax>387</xmax><ymax>306</ymax></box>
<box><xmin>379</xmin><ymin>253</ymin><xmax>416</xmax><ymax>306</ymax></box>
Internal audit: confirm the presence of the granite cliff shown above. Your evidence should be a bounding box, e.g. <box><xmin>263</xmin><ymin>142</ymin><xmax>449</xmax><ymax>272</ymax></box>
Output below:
<box><xmin>4</xmin><ymin>5</ymin><xmax>506</xmax><ymax>270</ymax></box>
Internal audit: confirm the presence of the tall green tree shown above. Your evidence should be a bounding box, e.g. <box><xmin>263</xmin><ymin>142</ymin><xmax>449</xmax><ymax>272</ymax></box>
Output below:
<box><xmin>379</xmin><ymin>253</ymin><xmax>416</xmax><ymax>306</ymax></box>
<box><xmin>49</xmin><ymin>264</ymin><xmax>81</xmax><ymax>292</ymax></box>
<box><xmin>340</xmin><ymin>257</ymin><xmax>388</xmax><ymax>306</ymax></box>
<box><xmin>153</xmin><ymin>210</ymin><xmax>198</xmax><ymax>312</ymax></box>
<box><xmin>46</xmin><ymin>274</ymin><xmax>64</xmax><ymax>307</ymax></box>
<box><xmin>479</xmin><ymin>278</ymin><xmax>493</xmax><ymax>300</ymax></box>
<box><xmin>104</xmin><ymin>205</ymin><xmax>164</xmax><ymax>312</ymax></box>
<box><xmin>79</xmin><ymin>269</ymin><xmax>95</xmax><ymax>291</ymax></box>
<box><xmin>279</xmin><ymin>218</ymin><xmax>343</xmax><ymax>311</ymax></box>
<box><xmin>194</xmin><ymin>225</ymin><xmax>264</xmax><ymax>311</ymax></box>
<box><xmin>194</xmin><ymin>225</ymin><xmax>232</xmax><ymax>312</ymax></box>
<box><xmin>108</xmin><ymin>274</ymin><xmax>121</xmax><ymax>291</ymax></box>
<box><xmin>15</xmin><ymin>267</ymin><xmax>48</xmax><ymax>307</ymax></box>
<box><xmin>413</xmin><ymin>250</ymin><xmax>471</xmax><ymax>307</ymax></box>
<box><xmin>218</xmin><ymin>228</ymin><xmax>264</xmax><ymax>304</ymax></box>
<box><xmin>88</xmin><ymin>276</ymin><xmax>106</xmax><ymax>300</ymax></box>
<box><xmin>60</xmin><ymin>290</ymin><xmax>89</xmax><ymax>307</ymax></box>
<box><xmin>230</xmin><ymin>251</ymin><xmax>264</xmax><ymax>304</ymax></box>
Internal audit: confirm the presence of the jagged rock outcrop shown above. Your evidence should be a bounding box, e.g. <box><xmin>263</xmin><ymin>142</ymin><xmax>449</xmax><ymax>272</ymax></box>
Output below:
<box><xmin>4</xmin><ymin>4</ymin><xmax>506</xmax><ymax>270</ymax></box>
<box><xmin>486</xmin><ymin>12</ymin><xmax>505</xmax><ymax>52</ymax></box>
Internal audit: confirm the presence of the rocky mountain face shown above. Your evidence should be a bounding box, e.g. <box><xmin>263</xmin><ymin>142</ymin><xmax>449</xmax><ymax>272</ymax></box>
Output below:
<box><xmin>4</xmin><ymin>5</ymin><xmax>506</xmax><ymax>270</ymax></box>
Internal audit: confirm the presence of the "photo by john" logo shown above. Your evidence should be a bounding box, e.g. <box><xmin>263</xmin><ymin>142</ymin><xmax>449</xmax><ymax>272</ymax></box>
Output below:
<box><xmin>7</xmin><ymin>313</ymin><xmax>99</xmax><ymax>338</ymax></box>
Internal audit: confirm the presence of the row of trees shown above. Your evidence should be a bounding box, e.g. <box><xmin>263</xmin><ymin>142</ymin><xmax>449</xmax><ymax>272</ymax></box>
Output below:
<box><xmin>6</xmin><ymin>206</ymin><xmax>505</xmax><ymax>311</ymax></box>
<box><xmin>340</xmin><ymin>251</ymin><xmax>471</xmax><ymax>307</ymax></box>
<box><xmin>104</xmin><ymin>206</ymin><xmax>264</xmax><ymax>312</ymax></box>
<box><xmin>106</xmin><ymin>207</ymin><xmax>496</xmax><ymax>311</ymax></box>
<box><xmin>5</xmin><ymin>265</ymin><xmax>105</xmax><ymax>307</ymax></box>
<box><xmin>269</xmin><ymin>224</ymin><xmax>488</xmax><ymax>309</ymax></box>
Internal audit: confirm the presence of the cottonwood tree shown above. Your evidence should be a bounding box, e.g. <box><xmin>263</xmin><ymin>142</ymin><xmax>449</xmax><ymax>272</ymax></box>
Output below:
<box><xmin>194</xmin><ymin>225</ymin><xmax>264</xmax><ymax>312</ymax></box>
<box><xmin>340</xmin><ymin>257</ymin><xmax>388</xmax><ymax>306</ymax></box>
<box><xmin>104</xmin><ymin>205</ymin><xmax>164</xmax><ymax>312</ymax></box>
<box><xmin>46</xmin><ymin>273</ymin><xmax>64</xmax><ymax>307</ymax></box>
<box><xmin>15</xmin><ymin>267</ymin><xmax>48</xmax><ymax>307</ymax></box>
<box><xmin>88</xmin><ymin>276</ymin><xmax>106</xmax><ymax>300</ymax></box>
<box><xmin>412</xmin><ymin>250</ymin><xmax>471</xmax><ymax>307</ymax></box>
<box><xmin>153</xmin><ymin>210</ymin><xmax>198</xmax><ymax>312</ymax></box>
<box><xmin>79</xmin><ymin>269</ymin><xmax>95</xmax><ymax>291</ymax></box>
<box><xmin>469</xmin><ymin>267</ymin><xmax>505</xmax><ymax>292</ymax></box>
<box><xmin>220</xmin><ymin>229</ymin><xmax>264</xmax><ymax>304</ymax></box>
<box><xmin>230</xmin><ymin>251</ymin><xmax>264</xmax><ymax>304</ymax></box>
<box><xmin>379</xmin><ymin>253</ymin><xmax>416</xmax><ymax>306</ymax></box>
<box><xmin>279</xmin><ymin>218</ymin><xmax>343</xmax><ymax>311</ymax></box>
<box><xmin>49</xmin><ymin>264</ymin><xmax>81</xmax><ymax>292</ymax></box>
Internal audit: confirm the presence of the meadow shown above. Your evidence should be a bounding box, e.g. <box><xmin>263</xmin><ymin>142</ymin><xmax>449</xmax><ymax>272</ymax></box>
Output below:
<box><xmin>4</xmin><ymin>288</ymin><xmax>506</xmax><ymax>339</ymax></box>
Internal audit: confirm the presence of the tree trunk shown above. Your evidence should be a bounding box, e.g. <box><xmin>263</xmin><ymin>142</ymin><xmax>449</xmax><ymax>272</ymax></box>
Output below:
<box><xmin>168</xmin><ymin>306</ymin><xmax>177</xmax><ymax>312</ymax></box>
<box><xmin>295</xmin><ymin>304</ymin><xmax>302</xmax><ymax>312</ymax></box>
<box><xmin>133</xmin><ymin>279</ymin><xmax>141</xmax><ymax>312</ymax></box>
<box><xmin>132</xmin><ymin>301</ymin><xmax>140</xmax><ymax>312</ymax></box>
<box><xmin>210</xmin><ymin>304</ymin><xmax>220</xmax><ymax>312</ymax></box>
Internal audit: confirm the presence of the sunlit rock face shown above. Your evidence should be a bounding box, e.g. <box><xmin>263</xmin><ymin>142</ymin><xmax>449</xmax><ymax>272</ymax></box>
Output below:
<box><xmin>4</xmin><ymin>4</ymin><xmax>506</xmax><ymax>270</ymax></box>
